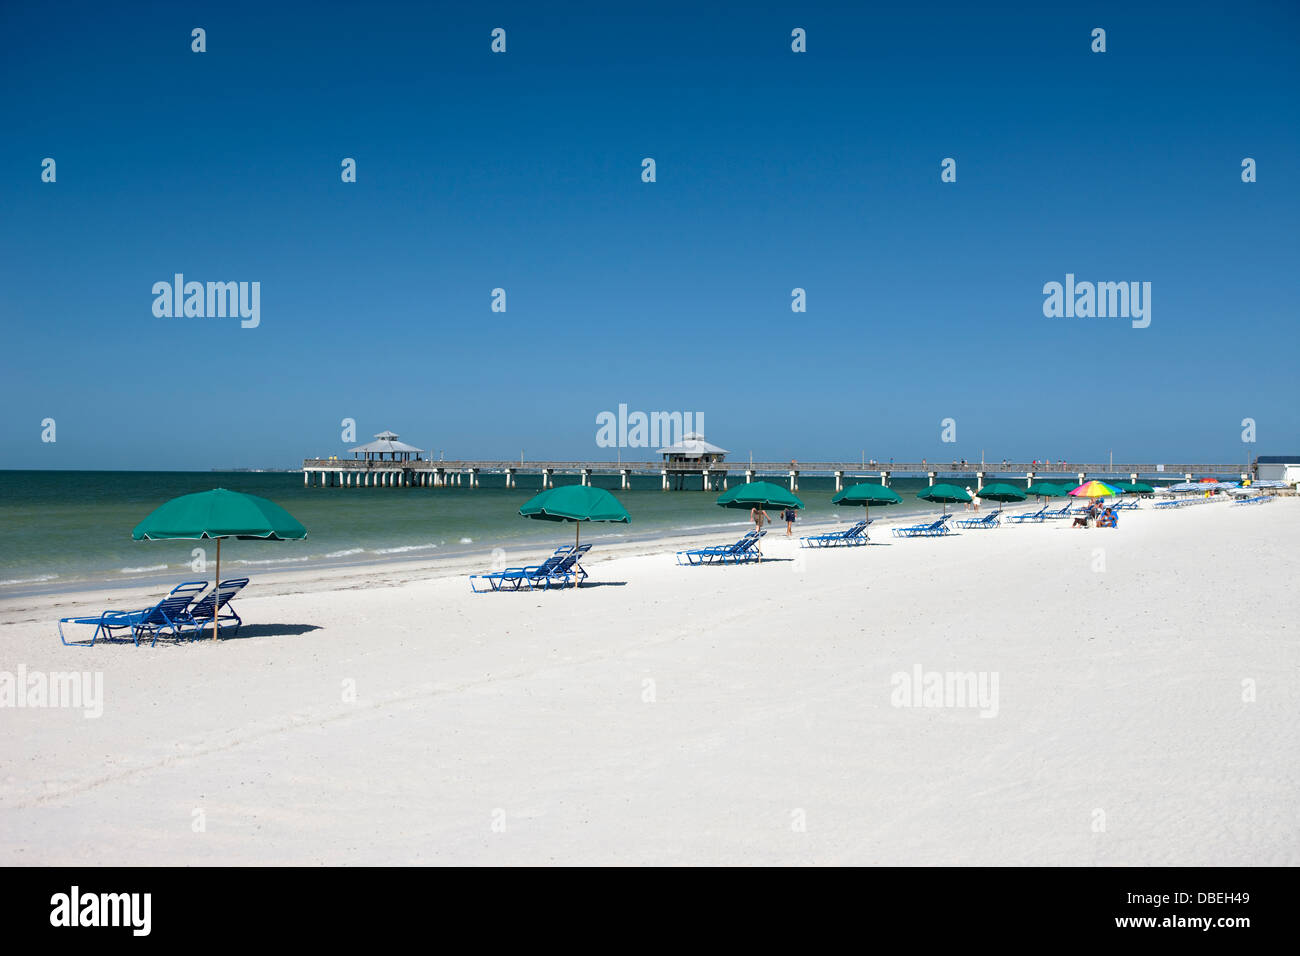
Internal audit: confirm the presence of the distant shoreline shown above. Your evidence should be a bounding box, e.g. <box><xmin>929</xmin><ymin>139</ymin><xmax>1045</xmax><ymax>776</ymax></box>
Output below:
<box><xmin>0</xmin><ymin>495</ymin><xmax>1105</xmax><ymax>603</ymax></box>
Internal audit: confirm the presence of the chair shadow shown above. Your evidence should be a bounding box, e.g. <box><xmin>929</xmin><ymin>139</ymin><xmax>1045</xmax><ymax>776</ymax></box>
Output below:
<box><xmin>576</xmin><ymin>580</ymin><xmax>628</xmax><ymax>588</ymax></box>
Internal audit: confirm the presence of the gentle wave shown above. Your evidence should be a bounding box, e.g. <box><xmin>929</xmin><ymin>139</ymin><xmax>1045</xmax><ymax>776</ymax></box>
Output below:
<box><xmin>372</xmin><ymin>543</ymin><xmax>439</xmax><ymax>555</ymax></box>
<box><xmin>0</xmin><ymin>574</ymin><xmax>60</xmax><ymax>585</ymax></box>
<box><xmin>458</xmin><ymin>537</ymin><xmax>473</xmax><ymax>544</ymax></box>
<box><xmin>119</xmin><ymin>564</ymin><xmax>169</xmax><ymax>574</ymax></box>
<box><xmin>324</xmin><ymin>548</ymin><xmax>365</xmax><ymax>558</ymax></box>
<box><xmin>234</xmin><ymin>556</ymin><xmax>313</xmax><ymax>565</ymax></box>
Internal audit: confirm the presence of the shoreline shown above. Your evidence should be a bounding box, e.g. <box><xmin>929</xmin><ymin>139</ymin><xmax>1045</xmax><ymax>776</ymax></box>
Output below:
<box><xmin>1</xmin><ymin>496</ymin><xmax>1061</xmax><ymax>616</ymax></box>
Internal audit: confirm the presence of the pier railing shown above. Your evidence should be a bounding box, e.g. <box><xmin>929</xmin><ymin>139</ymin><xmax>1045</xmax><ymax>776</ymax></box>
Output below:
<box><xmin>304</xmin><ymin>458</ymin><xmax>1246</xmax><ymax>475</ymax></box>
<box><xmin>302</xmin><ymin>457</ymin><xmax>1250</xmax><ymax>490</ymax></box>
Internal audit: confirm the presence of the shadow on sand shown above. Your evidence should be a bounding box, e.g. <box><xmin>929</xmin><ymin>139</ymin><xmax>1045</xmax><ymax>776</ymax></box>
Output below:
<box><xmin>216</xmin><ymin>623</ymin><xmax>323</xmax><ymax>641</ymax></box>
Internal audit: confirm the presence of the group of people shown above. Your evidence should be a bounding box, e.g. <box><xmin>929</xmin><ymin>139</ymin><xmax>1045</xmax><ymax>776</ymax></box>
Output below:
<box><xmin>747</xmin><ymin>494</ymin><xmax>1117</xmax><ymax>552</ymax></box>
<box><xmin>750</xmin><ymin>506</ymin><xmax>800</xmax><ymax>539</ymax></box>
<box><xmin>1072</xmin><ymin>500</ymin><xmax>1118</xmax><ymax>529</ymax></box>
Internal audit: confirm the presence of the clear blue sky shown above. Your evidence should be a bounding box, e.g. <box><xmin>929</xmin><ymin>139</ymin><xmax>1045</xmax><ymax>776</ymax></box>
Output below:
<box><xmin>2</xmin><ymin>0</ymin><xmax>1297</xmax><ymax>469</ymax></box>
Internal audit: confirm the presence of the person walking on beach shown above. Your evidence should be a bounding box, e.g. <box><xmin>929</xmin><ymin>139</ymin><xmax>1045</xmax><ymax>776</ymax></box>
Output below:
<box><xmin>751</xmin><ymin>506</ymin><xmax>771</xmax><ymax>560</ymax></box>
<box><xmin>782</xmin><ymin>507</ymin><xmax>796</xmax><ymax>536</ymax></box>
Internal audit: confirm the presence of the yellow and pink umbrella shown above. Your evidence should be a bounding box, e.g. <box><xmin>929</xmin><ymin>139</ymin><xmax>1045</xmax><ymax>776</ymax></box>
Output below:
<box><xmin>1068</xmin><ymin>480</ymin><xmax>1120</xmax><ymax>498</ymax></box>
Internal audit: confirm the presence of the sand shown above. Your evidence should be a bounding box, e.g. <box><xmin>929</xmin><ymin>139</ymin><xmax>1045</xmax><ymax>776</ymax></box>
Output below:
<box><xmin>1</xmin><ymin>498</ymin><xmax>1296</xmax><ymax>865</ymax></box>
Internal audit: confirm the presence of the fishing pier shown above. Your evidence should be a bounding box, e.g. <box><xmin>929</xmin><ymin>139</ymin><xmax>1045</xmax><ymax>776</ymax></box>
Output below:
<box><xmin>301</xmin><ymin>457</ymin><xmax>1253</xmax><ymax>491</ymax></box>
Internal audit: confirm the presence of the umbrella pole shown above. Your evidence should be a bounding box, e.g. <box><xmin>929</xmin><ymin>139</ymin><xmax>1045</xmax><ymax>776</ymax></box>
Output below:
<box><xmin>212</xmin><ymin>537</ymin><xmax>220</xmax><ymax>641</ymax></box>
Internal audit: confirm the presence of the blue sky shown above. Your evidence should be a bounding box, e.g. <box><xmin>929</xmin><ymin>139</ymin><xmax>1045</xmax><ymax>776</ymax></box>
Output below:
<box><xmin>2</xmin><ymin>0</ymin><xmax>1297</xmax><ymax>469</ymax></box>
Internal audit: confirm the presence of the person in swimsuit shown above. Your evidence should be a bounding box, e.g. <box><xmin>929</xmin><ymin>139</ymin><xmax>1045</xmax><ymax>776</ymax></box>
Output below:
<box><xmin>751</xmin><ymin>506</ymin><xmax>771</xmax><ymax>559</ymax></box>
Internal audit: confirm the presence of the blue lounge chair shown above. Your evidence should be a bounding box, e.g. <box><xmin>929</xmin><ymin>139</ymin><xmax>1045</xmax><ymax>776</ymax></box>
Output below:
<box><xmin>800</xmin><ymin>519</ymin><xmax>872</xmax><ymax>548</ymax></box>
<box><xmin>1154</xmin><ymin>499</ymin><xmax>1180</xmax><ymax>510</ymax></box>
<box><xmin>892</xmin><ymin>515</ymin><xmax>953</xmax><ymax>538</ymax></box>
<box><xmin>536</xmin><ymin>544</ymin><xmax>592</xmax><ymax>588</ymax></box>
<box><xmin>182</xmin><ymin>578</ymin><xmax>250</xmax><ymax>638</ymax></box>
<box><xmin>59</xmin><ymin>580</ymin><xmax>209</xmax><ymax>647</ymax></box>
<box><xmin>956</xmin><ymin>509</ymin><xmax>1001</xmax><ymax>529</ymax></box>
<box><xmin>1007</xmin><ymin>507</ymin><xmax>1048</xmax><ymax>523</ymax></box>
<box><xmin>470</xmin><ymin>545</ymin><xmax>592</xmax><ymax>592</ymax></box>
<box><xmin>1043</xmin><ymin>503</ymin><xmax>1078</xmax><ymax>518</ymax></box>
<box><xmin>470</xmin><ymin>546</ymin><xmax>566</xmax><ymax>592</ymax></box>
<box><xmin>676</xmin><ymin>530</ymin><xmax>765</xmax><ymax>565</ymax></box>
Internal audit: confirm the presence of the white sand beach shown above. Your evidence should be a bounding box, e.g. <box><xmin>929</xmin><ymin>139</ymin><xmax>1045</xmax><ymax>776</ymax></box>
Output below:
<box><xmin>1</xmin><ymin>499</ymin><xmax>1296</xmax><ymax>866</ymax></box>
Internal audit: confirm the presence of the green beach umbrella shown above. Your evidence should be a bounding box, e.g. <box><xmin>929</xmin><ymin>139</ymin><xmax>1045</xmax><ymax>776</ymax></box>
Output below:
<box><xmin>917</xmin><ymin>482</ymin><xmax>971</xmax><ymax>515</ymax></box>
<box><xmin>974</xmin><ymin>482</ymin><xmax>1027</xmax><ymax>513</ymax></box>
<box><xmin>1111</xmin><ymin>481</ymin><xmax>1154</xmax><ymax>495</ymax></box>
<box><xmin>1024</xmin><ymin>481</ymin><xmax>1068</xmax><ymax>498</ymax></box>
<box><xmin>132</xmin><ymin>488</ymin><xmax>307</xmax><ymax>640</ymax></box>
<box><xmin>716</xmin><ymin>481</ymin><xmax>805</xmax><ymax>511</ymax></box>
<box><xmin>831</xmin><ymin>482</ymin><xmax>902</xmax><ymax>531</ymax></box>
<box><xmin>518</xmin><ymin>484</ymin><xmax>630</xmax><ymax>549</ymax></box>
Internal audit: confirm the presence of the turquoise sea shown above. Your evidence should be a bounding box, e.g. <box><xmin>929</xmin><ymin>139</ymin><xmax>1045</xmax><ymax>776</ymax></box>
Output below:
<box><xmin>0</xmin><ymin>470</ymin><xmax>955</xmax><ymax>595</ymax></box>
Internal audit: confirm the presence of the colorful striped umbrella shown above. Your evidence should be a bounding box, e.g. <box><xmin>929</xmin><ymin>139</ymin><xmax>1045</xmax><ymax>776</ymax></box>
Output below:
<box><xmin>1068</xmin><ymin>480</ymin><xmax>1120</xmax><ymax>498</ymax></box>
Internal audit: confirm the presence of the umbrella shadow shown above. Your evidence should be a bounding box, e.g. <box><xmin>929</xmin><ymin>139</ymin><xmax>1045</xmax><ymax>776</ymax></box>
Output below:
<box><xmin>575</xmin><ymin>580</ymin><xmax>628</xmax><ymax>588</ymax></box>
<box><xmin>217</xmin><ymin>623</ymin><xmax>323</xmax><ymax>641</ymax></box>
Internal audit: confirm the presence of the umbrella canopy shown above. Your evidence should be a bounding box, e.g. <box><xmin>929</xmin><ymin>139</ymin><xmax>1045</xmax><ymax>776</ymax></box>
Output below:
<box><xmin>832</xmin><ymin>483</ymin><xmax>902</xmax><ymax>537</ymax></box>
<box><xmin>518</xmin><ymin>485</ymin><xmax>630</xmax><ymax>548</ymax></box>
<box><xmin>918</xmin><ymin>483</ymin><xmax>971</xmax><ymax>503</ymax></box>
<box><xmin>975</xmin><ymin>482</ymin><xmax>1027</xmax><ymax>505</ymax></box>
<box><xmin>132</xmin><ymin>489</ymin><xmax>307</xmax><ymax>640</ymax></box>
<box><xmin>832</xmin><ymin>483</ymin><xmax>903</xmax><ymax>507</ymax></box>
<box><xmin>1166</xmin><ymin>482</ymin><xmax>1203</xmax><ymax>492</ymax></box>
<box><xmin>132</xmin><ymin>488</ymin><xmax>308</xmax><ymax>541</ymax></box>
<box><xmin>1110</xmin><ymin>481</ymin><xmax>1155</xmax><ymax>495</ymax></box>
<box><xmin>1024</xmin><ymin>481</ymin><xmax>1069</xmax><ymax>498</ymax></box>
<box><xmin>917</xmin><ymin>483</ymin><xmax>971</xmax><ymax>515</ymax></box>
<box><xmin>716</xmin><ymin>481</ymin><xmax>805</xmax><ymax>511</ymax></box>
<box><xmin>1068</xmin><ymin>480</ymin><xmax>1120</xmax><ymax>498</ymax></box>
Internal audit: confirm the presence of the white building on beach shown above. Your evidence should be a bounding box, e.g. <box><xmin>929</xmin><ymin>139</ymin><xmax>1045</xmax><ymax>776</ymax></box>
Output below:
<box><xmin>1255</xmin><ymin>455</ymin><xmax>1300</xmax><ymax>488</ymax></box>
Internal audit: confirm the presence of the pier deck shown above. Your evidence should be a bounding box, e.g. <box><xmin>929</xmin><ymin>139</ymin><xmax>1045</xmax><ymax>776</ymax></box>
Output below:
<box><xmin>302</xmin><ymin>458</ymin><xmax>1251</xmax><ymax>491</ymax></box>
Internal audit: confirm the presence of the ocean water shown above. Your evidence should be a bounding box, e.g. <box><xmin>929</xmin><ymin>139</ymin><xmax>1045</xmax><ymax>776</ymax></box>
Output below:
<box><xmin>0</xmin><ymin>470</ymin><xmax>956</xmax><ymax>594</ymax></box>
